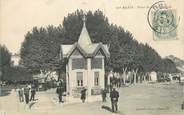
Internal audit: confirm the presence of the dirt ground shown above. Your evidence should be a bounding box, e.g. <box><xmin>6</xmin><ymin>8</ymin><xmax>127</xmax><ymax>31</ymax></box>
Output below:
<box><xmin>0</xmin><ymin>82</ymin><xmax>183</xmax><ymax>115</ymax></box>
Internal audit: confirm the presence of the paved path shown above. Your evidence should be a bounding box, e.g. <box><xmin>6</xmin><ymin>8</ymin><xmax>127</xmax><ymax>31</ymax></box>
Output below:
<box><xmin>0</xmin><ymin>82</ymin><xmax>183</xmax><ymax>115</ymax></box>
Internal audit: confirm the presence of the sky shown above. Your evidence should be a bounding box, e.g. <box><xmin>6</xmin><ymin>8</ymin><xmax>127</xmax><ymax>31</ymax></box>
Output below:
<box><xmin>0</xmin><ymin>0</ymin><xmax>184</xmax><ymax>59</ymax></box>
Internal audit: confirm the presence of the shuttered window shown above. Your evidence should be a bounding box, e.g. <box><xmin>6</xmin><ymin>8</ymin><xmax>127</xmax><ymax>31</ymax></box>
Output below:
<box><xmin>72</xmin><ymin>58</ymin><xmax>87</xmax><ymax>70</ymax></box>
<box><xmin>91</xmin><ymin>58</ymin><xmax>102</xmax><ymax>69</ymax></box>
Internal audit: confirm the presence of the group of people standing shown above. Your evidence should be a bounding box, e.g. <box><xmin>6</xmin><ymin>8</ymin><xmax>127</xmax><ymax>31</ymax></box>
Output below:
<box><xmin>56</xmin><ymin>86</ymin><xmax>87</xmax><ymax>103</ymax></box>
<box><xmin>63</xmin><ymin>87</ymin><xmax>119</xmax><ymax>113</ymax></box>
<box><xmin>18</xmin><ymin>84</ymin><xmax>36</xmax><ymax>104</ymax></box>
<box><xmin>17</xmin><ymin>81</ymin><xmax>119</xmax><ymax>113</ymax></box>
<box><xmin>109</xmin><ymin>72</ymin><xmax>124</xmax><ymax>88</ymax></box>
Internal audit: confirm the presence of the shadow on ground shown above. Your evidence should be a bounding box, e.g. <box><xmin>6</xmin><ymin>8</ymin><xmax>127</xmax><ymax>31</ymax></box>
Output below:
<box><xmin>101</xmin><ymin>105</ymin><xmax>112</xmax><ymax>112</ymax></box>
<box><xmin>29</xmin><ymin>102</ymin><xmax>37</xmax><ymax>109</ymax></box>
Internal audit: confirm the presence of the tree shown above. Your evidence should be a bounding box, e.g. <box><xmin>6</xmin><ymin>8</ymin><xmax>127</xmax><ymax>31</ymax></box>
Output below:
<box><xmin>20</xmin><ymin>10</ymin><xmax>177</xmax><ymax>81</ymax></box>
<box><xmin>20</xmin><ymin>26</ymin><xmax>65</xmax><ymax>74</ymax></box>
<box><xmin>2</xmin><ymin>66</ymin><xmax>32</xmax><ymax>82</ymax></box>
<box><xmin>20</xmin><ymin>10</ymin><xmax>112</xmax><ymax>74</ymax></box>
<box><xmin>159</xmin><ymin>58</ymin><xmax>178</xmax><ymax>73</ymax></box>
<box><xmin>0</xmin><ymin>45</ymin><xmax>11</xmax><ymax>80</ymax></box>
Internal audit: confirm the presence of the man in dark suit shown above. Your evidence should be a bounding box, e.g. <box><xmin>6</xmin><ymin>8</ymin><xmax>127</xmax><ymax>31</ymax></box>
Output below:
<box><xmin>30</xmin><ymin>85</ymin><xmax>36</xmax><ymax>101</ymax></box>
<box><xmin>110</xmin><ymin>88</ymin><xmax>119</xmax><ymax>113</ymax></box>
<box><xmin>101</xmin><ymin>88</ymin><xmax>107</xmax><ymax>102</ymax></box>
<box><xmin>81</xmin><ymin>88</ymin><xmax>87</xmax><ymax>103</ymax></box>
<box><xmin>24</xmin><ymin>85</ymin><xmax>30</xmax><ymax>104</ymax></box>
<box><xmin>56</xmin><ymin>86</ymin><xmax>64</xmax><ymax>103</ymax></box>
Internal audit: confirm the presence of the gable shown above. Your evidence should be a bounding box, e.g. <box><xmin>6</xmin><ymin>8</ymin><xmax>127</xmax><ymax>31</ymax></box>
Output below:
<box><xmin>72</xmin><ymin>49</ymin><xmax>82</xmax><ymax>56</ymax></box>
<box><xmin>70</xmin><ymin>48</ymin><xmax>84</xmax><ymax>58</ymax></box>
<box><xmin>94</xmin><ymin>48</ymin><xmax>105</xmax><ymax>58</ymax></box>
<box><xmin>96</xmin><ymin>50</ymin><xmax>103</xmax><ymax>56</ymax></box>
<box><xmin>92</xmin><ymin>44</ymin><xmax>110</xmax><ymax>58</ymax></box>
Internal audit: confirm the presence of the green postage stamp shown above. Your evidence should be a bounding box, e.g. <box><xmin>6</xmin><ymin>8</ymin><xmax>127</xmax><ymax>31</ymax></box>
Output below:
<box><xmin>147</xmin><ymin>1</ymin><xmax>179</xmax><ymax>40</ymax></box>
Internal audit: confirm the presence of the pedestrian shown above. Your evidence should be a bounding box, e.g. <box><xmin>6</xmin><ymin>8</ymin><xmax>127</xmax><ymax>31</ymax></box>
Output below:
<box><xmin>30</xmin><ymin>85</ymin><xmax>36</xmax><ymax>101</ymax></box>
<box><xmin>110</xmin><ymin>88</ymin><xmax>119</xmax><ymax>113</ymax></box>
<box><xmin>101</xmin><ymin>88</ymin><xmax>107</xmax><ymax>102</ymax></box>
<box><xmin>24</xmin><ymin>85</ymin><xmax>30</xmax><ymax>104</ymax></box>
<box><xmin>56</xmin><ymin>86</ymin><xmax>64</xmax><ymax>103</ymax></box>
<box><xmin>18</xmin><ymin>87</ymin><xmax>24</xmax><ymax>102</ymax></box>
<box><xmin>81</xmin><ymin>87</ymin><xmax>87</xmax><ymax>103</ymax></box>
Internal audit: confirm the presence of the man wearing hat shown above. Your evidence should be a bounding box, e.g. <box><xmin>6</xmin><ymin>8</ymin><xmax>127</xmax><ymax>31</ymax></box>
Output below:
<box><xmin>110</xmin><ymin>88</ymin><xmax>119</xmax><ymax>113</ymax></box>
<box><xmin>56</xmin><ymin>85</ymin><xmax>64</xmax><ymax>103</ymax></box>
<box><xmin>24</xmin><ymin>85</ymin><xmax>30</xmax><ymax>104</ymax></box>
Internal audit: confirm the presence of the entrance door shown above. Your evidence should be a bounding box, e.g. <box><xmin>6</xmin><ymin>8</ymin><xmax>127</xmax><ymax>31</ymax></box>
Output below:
<box><xmin>94</xmin><ymin>71</ymin><xmax>100</xmax><ymax>86</ymax></box>
<box><xmin>76</xmin><ymin>72</ymin><xmax>83</xmax><ymax>86</ymax></box>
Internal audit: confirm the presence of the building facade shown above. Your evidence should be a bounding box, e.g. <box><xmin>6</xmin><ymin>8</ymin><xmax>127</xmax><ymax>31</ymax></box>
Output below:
<box><xmin>60</xmin><ymin>18</ymin><xmax>110</xmax><ymax>102</ymax></box>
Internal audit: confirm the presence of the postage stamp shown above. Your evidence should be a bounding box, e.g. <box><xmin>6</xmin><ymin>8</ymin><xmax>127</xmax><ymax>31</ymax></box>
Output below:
<box><xmin>147</xmin><ymin>1</ymin><xmax>179</xmax><ymax>40</ymax></box>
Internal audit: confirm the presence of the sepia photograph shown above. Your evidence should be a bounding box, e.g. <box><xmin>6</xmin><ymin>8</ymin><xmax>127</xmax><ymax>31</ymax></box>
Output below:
<box><xmin>0</xmin><ymin>0</ymin><xmax>184</xmax><ymax>115</ymax></box>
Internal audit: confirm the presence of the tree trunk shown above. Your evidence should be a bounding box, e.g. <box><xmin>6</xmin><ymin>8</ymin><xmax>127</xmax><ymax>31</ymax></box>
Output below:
<box><xmin>122</xmin><ymin>67</ymin><xmax>127</xmax><ymax>85</ymax></box>
<box><xmin>142</xmin><ymin>73</ymin><xmax>146</xmax><ymax>82</ymax></box>
<box><xmin>133</xmin><ymin>69</ymin><xmax>138</xmax><ymax>84</ymax></box>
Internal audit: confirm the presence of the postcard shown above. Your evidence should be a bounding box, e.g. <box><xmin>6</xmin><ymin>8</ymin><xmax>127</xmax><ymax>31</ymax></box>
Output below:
<box><xmin>0</xmin><ymin>0</ymin><xmax>184</xmax><ymax>115</ymax></box>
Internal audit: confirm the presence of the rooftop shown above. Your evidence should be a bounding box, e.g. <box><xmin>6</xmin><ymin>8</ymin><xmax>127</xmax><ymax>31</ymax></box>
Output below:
<box><xmin>61</xmin><ymin>16</ymin><xmax>110</xmax><ymax>58</ymax></box>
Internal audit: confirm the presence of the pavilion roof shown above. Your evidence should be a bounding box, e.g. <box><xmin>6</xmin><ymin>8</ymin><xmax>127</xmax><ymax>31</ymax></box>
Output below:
<box><xmin>61</xmin><ymin>42</ymin><xmax>110</xmax><ymax>58</ymax></box>
<box><xmin>60</xmin><ymin>17</ymin><xmax>110</xmax><ymax>58</ymax></box>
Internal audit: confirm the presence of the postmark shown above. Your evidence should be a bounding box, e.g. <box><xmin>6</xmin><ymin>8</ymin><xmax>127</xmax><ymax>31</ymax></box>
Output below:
<box><xmin>147</xmin><ymin>1</ymin><xmax>179</xmax><ymax>40</ymax></box>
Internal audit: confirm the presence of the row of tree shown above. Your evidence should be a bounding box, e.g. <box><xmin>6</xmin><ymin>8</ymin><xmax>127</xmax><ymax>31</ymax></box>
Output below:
<box><xmin>0</xmin><ymin>45</ymin><xmax>33</xmax><ymax>82</ymax></box>
<box><xmin>0</xmin><ymin>45</ymin><xmax>11</xmax><ymax>80</ymax></box>
<box><xmin>20</xmin><ymin>10</ymin><xmax>178</xmax><ymax>78</ymax></box>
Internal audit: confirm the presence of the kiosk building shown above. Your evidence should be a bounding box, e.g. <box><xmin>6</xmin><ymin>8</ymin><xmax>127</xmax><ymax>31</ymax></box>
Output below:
<box><xmin>60</xmin><ymin>17</ymin><xmax>110</xmax><ymax>101</ymax></box>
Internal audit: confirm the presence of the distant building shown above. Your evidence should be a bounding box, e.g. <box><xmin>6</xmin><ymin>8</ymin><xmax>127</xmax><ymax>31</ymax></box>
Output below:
<box><xmin>60</xmin><ymin>17</ymin><xmax>110</xmax><ymax>102</ymax></box>
<box><xmin>11</xmin><ymin>53</ymin><xmax>20</xmax><ymax>66</ymax></box>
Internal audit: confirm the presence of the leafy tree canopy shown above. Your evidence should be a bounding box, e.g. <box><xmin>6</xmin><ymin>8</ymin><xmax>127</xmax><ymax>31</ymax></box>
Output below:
<box><xmin>20</xmin><ymin>10</ymin><xmax>177</xmax><ymax>74</ymax></box>
<box><xmin>0</xmin><ymin>44</ymin><xmax>11</xmax><ymax>80</ymax></box>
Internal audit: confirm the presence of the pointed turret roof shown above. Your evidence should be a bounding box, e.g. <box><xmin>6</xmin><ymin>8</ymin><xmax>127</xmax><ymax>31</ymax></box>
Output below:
<box><xmin>78</xmin><ymin>15</ymin><xmax>92</xmax><ymax>47</ymax></box>
<box><xmin>61</xmin><ymin>15</ymin><xmax>110</xmax><ymax>58</ymax></box>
